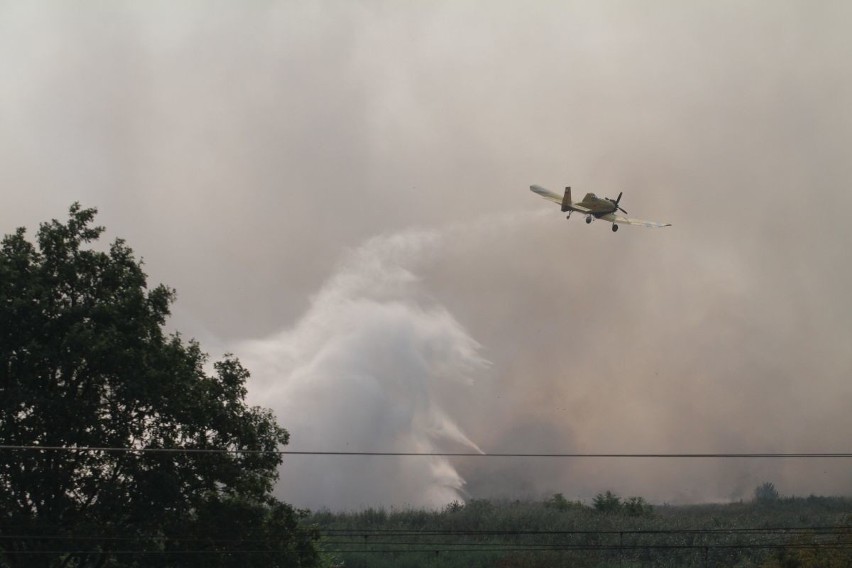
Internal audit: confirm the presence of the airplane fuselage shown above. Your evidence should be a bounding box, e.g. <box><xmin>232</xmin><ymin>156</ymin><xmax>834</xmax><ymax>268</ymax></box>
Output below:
<box><xmin>563</xmin><ymin>192</ymin><xmax>619</xmax><ymax>217</ymax></box>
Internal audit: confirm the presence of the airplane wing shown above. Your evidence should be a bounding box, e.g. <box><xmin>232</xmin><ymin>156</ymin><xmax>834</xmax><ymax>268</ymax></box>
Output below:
<box><xmin>601</xmin><ymin>213</ymin><xmax>671</xmax><ymax>228</ymax></box>
<box><xmin>529</xmin><ymin>185</ymin><xmax>563</xmax><ymax>205</ymax></box>
<box><xmin>530</xmin><ymin>185</ymin><xmax>593</xmax><ymax>213</ymax></box>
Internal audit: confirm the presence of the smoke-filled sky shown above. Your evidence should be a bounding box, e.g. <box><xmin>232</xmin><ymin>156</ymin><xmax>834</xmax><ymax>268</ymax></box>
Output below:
<box><xmin>3</xmin><ymin>1</ymin><xmax>852</xmax><ymax>509</ymax></box>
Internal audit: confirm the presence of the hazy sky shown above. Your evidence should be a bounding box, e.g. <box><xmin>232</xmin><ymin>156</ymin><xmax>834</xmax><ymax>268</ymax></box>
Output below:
<box><xmin>2</xmin><ymin>1</ymin><xmax>851</xmax><ymax>509</ymax></box>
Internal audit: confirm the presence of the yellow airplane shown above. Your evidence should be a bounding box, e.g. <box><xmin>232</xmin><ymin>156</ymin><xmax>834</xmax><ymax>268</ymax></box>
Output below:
<box><xmin>530</xmin><ymin>185</ymin><xmax>671</xmax><ymax>232</ymax></box>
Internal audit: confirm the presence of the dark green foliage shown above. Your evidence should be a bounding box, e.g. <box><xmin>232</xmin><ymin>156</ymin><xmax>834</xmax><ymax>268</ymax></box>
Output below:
<box><xmin>622</xmin><ymin>496</ymin><xmax>654</xmax><ymax>518</ymax></box>
<box><xmin>0</xmin><ymin>204</ymin><xmax>319</xmax><ymax>567</ymax></box>
<box><xmin>444</xmin><ymin>500</ymin><xmax>464</xmax><ymax>514</ymax></box>
<box><xmin>591</xmin><ymin>492</ymin><xmax>653</xmax><ymax>517</ymax></box>
<box><xmin>544</xmin><ymin>492</ymin><xmax>582</xmax><ymax>512</ymax></box>
<box><xmin>760</xmin><ymin>517</ymin><xmax>852</xmax><ymax>567</ymax></box>
<box><xmin>592</xmin><ymin>490</ymin><xmax>622</xmax><ymax>514</ymax></box>
<box><xmin>755</xmin><ymin>481</ymin><xmax>781</xmax><ymax>503</ymax></box>
<box><xmin>164</xmin><ymin>495</ymin><xmax>321</xmax><ymax>568</ymax></box>
<box><xmin>310</xmin><ymin>496</ymin><xmax>852</xmax><ymax>568</ymax></box>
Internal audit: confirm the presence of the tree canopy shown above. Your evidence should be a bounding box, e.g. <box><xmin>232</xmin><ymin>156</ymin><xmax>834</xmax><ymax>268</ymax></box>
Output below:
<box><xmin>0</xmin><ymin>204</ymin><xmax>319</xmax><ymax>567</ymax></box>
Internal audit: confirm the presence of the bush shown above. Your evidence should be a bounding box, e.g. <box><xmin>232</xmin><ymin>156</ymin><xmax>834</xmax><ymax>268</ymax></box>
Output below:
<box><xmin>623</xmin><ymin>496</ymin><xmax>654</xmax><ymax>518</ymax></box>
<box><xmin>593</xmin><ymin>491</ymin><xmax>623</xmax><ymax>514</ymax></box>
<box><xmin>544</xmin><ymin>492</ymin><xmax>582</xmax><ymax>511</ymax></box>
<box><xmin>754</xmin><ymin>482</ymin><xmax>780</xmax><ymax>503</ymax></box>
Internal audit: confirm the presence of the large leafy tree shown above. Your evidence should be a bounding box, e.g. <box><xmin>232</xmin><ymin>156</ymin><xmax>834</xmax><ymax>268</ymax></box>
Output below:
<box><xmin>0</xmin><ymin>204</ymin><xmax>319</xmax><ymax>567</ymax></box>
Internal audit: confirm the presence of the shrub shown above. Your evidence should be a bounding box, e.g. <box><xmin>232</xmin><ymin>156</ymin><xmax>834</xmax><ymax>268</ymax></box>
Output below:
<box><xmin>593</xmin><ymin>491</ymin><xmax>623</xmax><ymax>514</ymax></box>
<box><xmin>754</xmin><ymin>482</ymin><xmax>780</xmax><ymax>503</ymax></box>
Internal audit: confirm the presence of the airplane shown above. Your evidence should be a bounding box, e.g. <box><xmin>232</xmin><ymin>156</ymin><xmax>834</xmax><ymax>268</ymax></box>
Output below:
<box><xmin>530</xmin><ymin>185</ymin><xmax>671</xmax><ymax>232</ymax></box>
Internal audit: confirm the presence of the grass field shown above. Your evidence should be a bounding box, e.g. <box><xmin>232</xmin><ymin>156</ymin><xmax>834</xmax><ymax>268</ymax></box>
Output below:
<box><xmin>309</xmin><ymin>493</ymin><xmax>852</xmax><ymax>567</ymax></box>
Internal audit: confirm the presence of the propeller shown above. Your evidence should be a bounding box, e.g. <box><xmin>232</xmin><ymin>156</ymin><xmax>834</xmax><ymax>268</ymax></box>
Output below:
<box><xmin>610</xmin><ymin>191</ymin><xmax>627</xmax><ymax>214</ymax></box>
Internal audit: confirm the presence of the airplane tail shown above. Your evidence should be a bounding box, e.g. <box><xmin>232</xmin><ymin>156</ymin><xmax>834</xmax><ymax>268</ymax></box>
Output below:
<box><xmin>561</xmin><ymin>187</ymin><xmax>572</xmax><ymax>212</ymax></box>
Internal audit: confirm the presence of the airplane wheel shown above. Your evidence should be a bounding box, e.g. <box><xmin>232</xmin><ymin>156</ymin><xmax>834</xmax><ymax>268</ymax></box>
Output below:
<box><xmin>585</xmin><ymin>216</ymin><xmax>592</xmax><ymax>224</ymax></box>
<box><xmin>612</xmin><ymin>224</ymin><xmax>619</xmax><ymax>232</ymax></box>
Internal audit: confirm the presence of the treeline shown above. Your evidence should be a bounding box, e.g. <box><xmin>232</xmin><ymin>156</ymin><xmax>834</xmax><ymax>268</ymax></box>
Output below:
<box><xmin>309</xmin><ymin>492</ymin><xmax>852</xmax><ymax>568</ymax></box>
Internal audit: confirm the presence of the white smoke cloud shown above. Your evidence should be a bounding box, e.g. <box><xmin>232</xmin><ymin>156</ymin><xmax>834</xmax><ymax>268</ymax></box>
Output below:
<box><xmin>239</xmin><ymin>219</ymin><xmax>532</xmax><ymax>510</ymax></box>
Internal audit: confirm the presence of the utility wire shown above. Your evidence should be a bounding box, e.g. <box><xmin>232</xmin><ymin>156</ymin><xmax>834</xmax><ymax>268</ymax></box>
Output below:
<box><xmin>319</xmin><ymin>526</ymin><xmax>852</xmax><ymax>536</ymax></box>
<box><xmin>3</xmin><ymin>527</ymin><xmax>849</xmax><ymax>555</ymax></box>
<box><xmin>2</xmin><ymin>525</ymin><xmax>848</xmax><ymax>537</ymax></box>
<box><xmin>4</xmin><ymin>543</ymin><xmax>851</xmax><ymax>555</ymax></box>
<box><xmin>1</xmin><ymin>445</ymin><xmax>850</xmax><ymax>458</ymax></box>
<box><xmin>2</xmin><ymin>527</ymin><xmax>848</xmax><ymax>541</ymax></box>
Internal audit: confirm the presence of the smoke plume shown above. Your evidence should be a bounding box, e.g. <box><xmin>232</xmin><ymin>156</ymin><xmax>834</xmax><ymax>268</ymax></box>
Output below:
<box><xmin>240</xmin><ymin>217</ymin><xmax>538</xmax><ymax>509</ymax></box>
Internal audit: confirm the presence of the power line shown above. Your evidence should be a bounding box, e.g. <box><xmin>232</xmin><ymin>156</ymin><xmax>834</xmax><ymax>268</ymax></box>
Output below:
<box><xmin>1</xmin><ymin>523</ymin><xmax>847</xmax><ymax>535</ymax></box>
<box><xmin>1</xmin><ymin>445</ymin><xmax>850</xmax><ymax>458</ymax></box>
<box><xmin>3</xmin><ymin>543</ymin><xmax>851</xmax><ymax>555</ymax></box>
<box><xmin>3</xmin><ymin>527</ymin><xmax>849</xmax><ymax>557</ymax></box>
<box><xmin>2</xmin><ymin>526</ymin><xmax>848</xmax><ymax>541</ymax></box>
<box><xmin>271</xmin><ymin>451</ymin><xmax>852</xmax><ymax>458</ymax></box>
<box><xmin>319</xmin><ymin>527</ymin><xmax>852</xmax><ymax>536</ymax></box>
<box><xmin>323</xmin><ymin>544</ymin><xmax>852</xmax><ymax>552</ymax></box>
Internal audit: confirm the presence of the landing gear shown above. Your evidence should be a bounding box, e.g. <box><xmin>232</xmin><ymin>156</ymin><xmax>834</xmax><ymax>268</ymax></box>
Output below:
<box><xmin>612</xmin><ymin>224</ymin><xmax>619</xmax><ymax>232</ymax></box>
<box><xmin>585</xmin><ymin>215</ymin><xmax>593</xmax><ymax>224</ymax></box>
<box><xmin>566</xmin><ymin>211</ymin><xmax>572</xmax><ymax>220</ymax></box>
